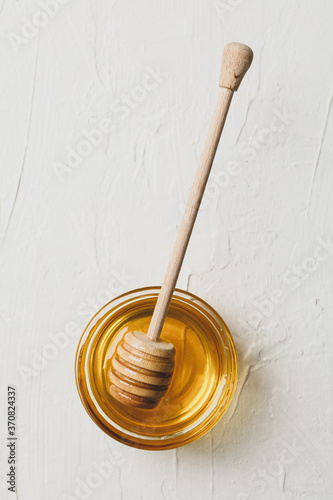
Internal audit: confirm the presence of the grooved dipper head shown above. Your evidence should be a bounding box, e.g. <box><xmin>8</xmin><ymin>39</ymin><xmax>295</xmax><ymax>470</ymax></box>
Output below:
<box><xmin>107</xmin><ymin>331</ymin><xmax>176</xmax><ymax>409</ymax></box>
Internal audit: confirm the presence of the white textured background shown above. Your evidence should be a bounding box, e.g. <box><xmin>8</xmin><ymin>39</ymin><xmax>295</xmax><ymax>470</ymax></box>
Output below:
<box><xmin>1</xmin><ymin>1</ymin><xmax>333</xmax><ymax>499</ymax></box>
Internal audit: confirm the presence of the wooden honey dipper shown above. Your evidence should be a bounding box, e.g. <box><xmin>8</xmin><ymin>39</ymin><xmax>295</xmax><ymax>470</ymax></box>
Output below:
<box><xmin>108</xmin><ymin>42</ymin><xmax>253</xmax><ymax>409</ymax></box>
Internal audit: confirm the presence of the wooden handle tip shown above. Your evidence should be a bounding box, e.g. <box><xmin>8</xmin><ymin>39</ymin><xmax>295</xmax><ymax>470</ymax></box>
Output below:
<box><xmin>220</xmin><ymin>42</ymin><xmax>253</xmax><ymax>91</ymax></box>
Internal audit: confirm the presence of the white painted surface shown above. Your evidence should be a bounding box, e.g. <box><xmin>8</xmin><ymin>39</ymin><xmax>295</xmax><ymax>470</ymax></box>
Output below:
<box><xmin>1</xmin><ymin>1</ymin><xmax>333</xmax><ymax>499</ymax></box>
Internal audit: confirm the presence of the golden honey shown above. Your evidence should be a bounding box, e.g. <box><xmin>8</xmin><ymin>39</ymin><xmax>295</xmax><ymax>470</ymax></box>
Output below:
<box><xmin>75</xmin><ymin>287</ymin><xmax>238</xmax><ymax>450</ymax></box>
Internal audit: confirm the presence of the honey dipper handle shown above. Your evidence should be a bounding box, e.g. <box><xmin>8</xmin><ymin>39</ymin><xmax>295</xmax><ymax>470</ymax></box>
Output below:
<box><xmin>147</xmin><ymin>43</ymin><xmax>253</xmax><ymax>342</ymax></box>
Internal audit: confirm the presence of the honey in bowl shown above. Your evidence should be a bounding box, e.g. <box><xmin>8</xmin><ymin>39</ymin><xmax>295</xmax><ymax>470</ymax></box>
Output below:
<box><xmin>75</xmin><ymin>287</ymin><xmax>238</xmax><ymax>450</ymax></box>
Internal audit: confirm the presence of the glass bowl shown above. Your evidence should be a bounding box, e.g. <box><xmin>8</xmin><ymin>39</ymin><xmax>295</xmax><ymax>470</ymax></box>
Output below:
<box><xmin>75</xmin><ymin>287</ymin><xmax>238</xmax><ymax>450</ymax></box>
